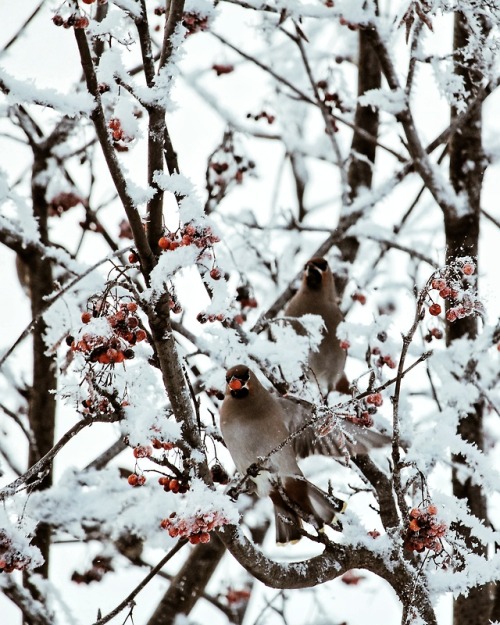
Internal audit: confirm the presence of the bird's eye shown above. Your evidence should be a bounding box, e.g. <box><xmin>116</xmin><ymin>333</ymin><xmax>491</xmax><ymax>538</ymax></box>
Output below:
<box><xmin>312</xmin><ymin>258</ymin><xmax>328</xmax><ymax>271</ymax></box>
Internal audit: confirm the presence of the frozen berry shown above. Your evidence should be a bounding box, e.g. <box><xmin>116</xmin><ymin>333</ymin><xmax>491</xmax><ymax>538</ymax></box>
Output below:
<box><xmin>462</xmin><ymin>263</ymin><xmax>475</xmax><ymax>275</ymax></box>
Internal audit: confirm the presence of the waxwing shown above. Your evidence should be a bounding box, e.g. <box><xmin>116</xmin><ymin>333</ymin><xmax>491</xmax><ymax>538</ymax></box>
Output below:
<box><xmin>284</xmin><ymin>257</ymin><xmax>347</xmax><ymax>394</ymax></box>
<box><xmin>220</xmin><ymin>365</ymin><xmax>346</xmax><ymax>544</ymax></box>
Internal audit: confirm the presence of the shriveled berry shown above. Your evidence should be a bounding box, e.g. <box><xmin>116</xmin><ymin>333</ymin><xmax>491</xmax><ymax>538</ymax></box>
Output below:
<box><xmin>52</xmin><ymin>14</ymin><xmax>64</xmax><ymax>26</ymax></box>
<box><xmin>366</xmin><ymin>392</ymin><xmax>383</xmax><ymax>407</ymax></box>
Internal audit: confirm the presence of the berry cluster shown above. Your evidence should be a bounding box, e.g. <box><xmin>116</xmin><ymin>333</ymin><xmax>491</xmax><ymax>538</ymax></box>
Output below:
<box><xmin>158</xmin><ymin>223</ymin><xmax>220</xmax><ymax>254</ymax></box>
<box><xmin>48</xmin><ymin>191</ymin><xmax>83</xmax><ymax>217</ymax></box>
<box><xmin>246</xmin><ymin>110</ymin><xmax>276</xmax><ymax>124</ymax></box>
<box><xmin>81</xmin><ymin>395</ymin><xmax>116</xmax><ymax>417</ymax></box>
<box><xmin>206</xmin><ymin>133</ymin><xmax>256</xmax><ymax>206</ymax></box>
<box><xmin>68</xmin><ymin>300</ymin><xmax>145</xmax><ymax>365</ymax></box>
<box><xmin>424</xmin><ymin>327</ymin><xmax>443</xmax><ymax>342</ymax></box>
<box><xmin>212</xmin><ymin>64</ymin><xmax>234</xmax><ymax>76</ymax></box>
<box><xmin>158</xmin><ymin>476</ymin><xmax>189</xmax><ymax>494</ymax></box>
<box><xmin>128</xmin><ymin>473</ymin><xmax>146</xmax><ymax>487</ymax></box>
<box><xmin>182</xmin><ymin>12</ymin><xmax>209</xmax><ymax>35</ymax></box>
<box><xmin>0</xmin><ymin>530</ymin><xmax>32</xmax><ymax>574</ymax></box>
<box><xmin>371</xmin><ymin>332</ymin><xmax>397</xmax><ymax>369</ymax></box>
<box><xmin>71</xmin><ymin>555</ymin><xmax>113</xmax><ymax>584</ymax></box>
<box><xmin>52</xmin><ymin>13</ymin><xmax>89</xmax><ymax>29</ymax></box>
<box><xmin>403</xmin><ymin>504</ymin><xmax>447</xmax><ymax>553</ymax></box>
<box><xmin>108</xmin><ymin>118</ymin><xmax>133</xmax><ymax>152</ymax></box>
<box><xmin>427</xmin><ymin>261</ymin><xmax>482</xmax><ymax>322</ymax></box>
<box><xmin>160</xmin><ymin>510</ymin><xmax>230</xmax><ymax>544</ymax></box>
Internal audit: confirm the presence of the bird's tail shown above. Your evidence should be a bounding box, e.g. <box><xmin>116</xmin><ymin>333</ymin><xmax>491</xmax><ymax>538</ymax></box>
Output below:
<box><xmin>271</xmin><ymin>475</ymin><xmax>346</xmax><ymax>542</ymax></box>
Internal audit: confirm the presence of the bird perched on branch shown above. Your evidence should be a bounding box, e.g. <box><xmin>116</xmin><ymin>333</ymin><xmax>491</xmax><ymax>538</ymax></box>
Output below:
<box><xmin>220</xmin><ymin>364</ymin><xmax>347</xmax><ymax>544</ymax></box>
<box><xmin>284</xmin><ymin>257</ymin><xmax>348</xmax><ymax>394</ymax></box>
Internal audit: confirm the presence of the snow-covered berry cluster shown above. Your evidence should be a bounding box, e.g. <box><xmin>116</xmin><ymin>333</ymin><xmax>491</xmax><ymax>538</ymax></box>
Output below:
<box><xmin>403</xmin><ymin>504</ymin><xmax>447</xmax><ymax>553</ymax></box>
<box><xmin>0</xmin><ymin>530</ymin><xmax>33</xmax><ymax>574</ymax></box>
<box><xmin>160</xmin><ymin>510</ymin><xmax>230</xmax><ymax>544</ymax></box>
<box><xmin>158</xmin><ymin>222</ymin><xmax>220</xmax><ymax>254</ymax></box>
<box><xmin>182</xmin><ymin>12</ymin><xmax>210</xmax><ymax>35</ymax></box>
<box><xmin>68</xmin><ymin>300</ymin><xmax>145</xmax><ymax>365</ymax></box>
<box><xmin>427</xmin><ymin>259</ymin><xmax>482</xmax><ymax>322</ymax></box>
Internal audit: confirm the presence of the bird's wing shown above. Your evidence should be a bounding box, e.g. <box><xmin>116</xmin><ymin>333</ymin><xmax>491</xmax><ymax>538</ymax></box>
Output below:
<box><xmin>278</xmin><ymin>397</ymin><xmax>390</xmax><ymax>459</ymax></box>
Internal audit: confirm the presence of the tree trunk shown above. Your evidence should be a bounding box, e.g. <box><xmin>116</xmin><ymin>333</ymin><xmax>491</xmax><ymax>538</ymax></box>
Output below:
<box><xmin>448</xmin><ymin>11</ymin><xmax>490</xmax><ymax>625</ymax></box>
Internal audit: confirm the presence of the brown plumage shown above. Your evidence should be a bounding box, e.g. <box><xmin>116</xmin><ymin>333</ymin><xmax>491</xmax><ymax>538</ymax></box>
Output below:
<box><xmin>220</xmin><ymin>365</ymin><xmax>346</xmax><ymax>544</ymax></box>
<box><xmin>284</xmin><ymin>257</ymin><xmax>347</xmax><ymax>393</ymax></box>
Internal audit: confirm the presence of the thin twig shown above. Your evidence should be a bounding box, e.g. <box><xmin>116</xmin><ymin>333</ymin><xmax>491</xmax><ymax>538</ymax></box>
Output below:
<box><xmin>91</xmin><ymin>539</ymin><xmax>188</xmax><ymax>625</ymax></box>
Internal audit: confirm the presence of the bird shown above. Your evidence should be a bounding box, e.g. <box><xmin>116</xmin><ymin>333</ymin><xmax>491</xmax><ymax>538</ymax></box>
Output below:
<box><xmin>220</xmin><ymin>364</ymin><xmax>346</xmax><ymax>544</ymax></box>
<box><xmin>284</xmin><ymin>257</ymin><xmax>347</xmax><ymax>394</ymax></box>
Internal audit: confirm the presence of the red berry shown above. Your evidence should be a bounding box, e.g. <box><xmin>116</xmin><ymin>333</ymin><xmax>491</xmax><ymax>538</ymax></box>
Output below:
<box><xmin>366</xmin><ymin>392</ymin><xmax>383</xmax><ymax>407</ymax></box>
<box><xmin>52</xmin><ymin>15</ymin><xmax>64</xmax><ymax>26</ymax></box>
<box><xmin>133</xmin><ymin>445</ymin><xmax>152</xmax><ymax>459</ymax></box>
<box><xmin>446</xmin><ymin>309</ymin><xmax>457</xmax><ymax>322</ymax></box>
<box><xmin>210</xmin><ymin>268</ymin><xmax>221</xmax><ymax>280</ymax></box>
<box><xmin>339</xmin><ymin>340</ymin><xmax>350</xmax><ymax>350</ymax></box>
<box><xmin>351</xmin><ymin>291</ymin><xmax>367</xmax><ymax>305</ymax></box>
<box><xmin>439</xmin><ymin>287</ymin><xmax>452</xmax><ymax>299</ymax></box>
<box><xmin>127</xmin><ymin>302</ymin><xmax>138</xmax><ymax>312</ymax></box>
<box><xmin>128</xmin><ymin>252</ymin><xmax>138</xmax><ymax>263</ymax></box>
<box><xmin>81</xmin><ymin>311</ymin><xmax>92</xmax><ymax>323</ymax></box>
<box><xmin>462</xmin><ymin>263</ymin><xmax>475</xmax><ymax>275</ymax></box>
<box><xmin>81</xmin><ymin>0</ymin><xmax>96</xmax><ymax>3</ymax></box>
<box><xmin>427</xmin><ymin>504</ymin><xmax>438</xmax><ymax>515</ymax></box>
<box><xmin>74</xmin><ymin>16</ymin><xmax>89</xmax><ymax>28</ymax></box>
<box><xmin>135</xmin><ymin>329</ymin><xmax>147</xmax><ymax>342</ymax></box>
<box><xmin>431</xmin><ymin>278</ymin><xmax>446</xmax><ymax>290</ymax></box>
<box><xmin>429</xmin><ymin>303</ymin><xmax>441</xmax><ymax>316</ymax></box>
<box><xmin>128</xmin><ymin>474</ymin><xmax>139</xmax><ymax>486</ymax></box>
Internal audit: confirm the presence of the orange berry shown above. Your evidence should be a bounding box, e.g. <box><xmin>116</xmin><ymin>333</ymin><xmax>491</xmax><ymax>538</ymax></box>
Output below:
<box><xmin>158</xmin><ymin>236</ymin><xmax>170</xmax><ymax>250</ymax></box>
<box><xmin>127</xmin><ymin>302</ymin><xmax>138</xmax><ymax>312</ymax></box>
<box><xmin>427</xmin><ymin>504</ymin><xmax>438</xmax><ymax>515</ymax></box>
<box><xmin>229</xmin><ymin>378</ymin><xmax>242</xmax><ymax>390</ymax></box>
<box><xmin>409</xmin><ymin>519</ymin><xmax>420</xmax><ymax>532</ymax></box>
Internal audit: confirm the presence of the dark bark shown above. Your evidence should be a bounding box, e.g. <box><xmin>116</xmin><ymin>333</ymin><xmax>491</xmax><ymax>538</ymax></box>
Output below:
<box><xmin>337</xmin><ymin>27</ymin><xmax>381</xmax><ymax>295</ymax></box>
<box><xmin>448</xmin><ymin>11</ymin><xmax>490</xmax><ymax>625</ymax></box>
<box><xmin>21</xmin><ymin>149</ymin><xmax>57</xmax><ymax>606</ymax></box>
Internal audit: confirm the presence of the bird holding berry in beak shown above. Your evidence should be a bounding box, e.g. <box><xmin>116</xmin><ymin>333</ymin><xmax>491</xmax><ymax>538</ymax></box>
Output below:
<box><xmin>220</xmin><ymin>364</ymin><xmax>346</xmax><ymax>544</ymax></box>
